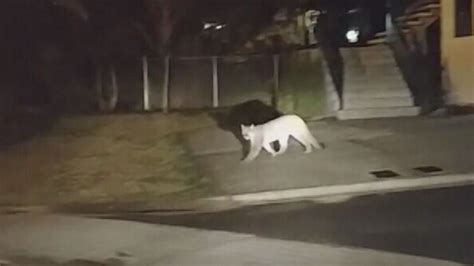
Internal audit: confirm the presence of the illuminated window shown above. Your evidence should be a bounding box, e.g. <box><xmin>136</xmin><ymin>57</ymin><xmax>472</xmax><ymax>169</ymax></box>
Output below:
<box><xmin>455</xmin><ymin>0</ymin><xmax>473</xmax><ymax>37</ymax></box>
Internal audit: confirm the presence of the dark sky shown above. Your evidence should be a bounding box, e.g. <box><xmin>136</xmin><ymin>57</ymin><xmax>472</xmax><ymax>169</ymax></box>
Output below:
<box><xmin>0</xmin><ymin>0</ymin><xmax>385</xmax><ymax>54</ymax></box>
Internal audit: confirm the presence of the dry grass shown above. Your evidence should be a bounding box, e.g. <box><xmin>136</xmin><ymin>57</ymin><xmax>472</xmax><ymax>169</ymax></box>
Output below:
<box><xmin>0</xmin><ymin>112</ymin><xmax>215</xmax><ymax>206</ymax></box>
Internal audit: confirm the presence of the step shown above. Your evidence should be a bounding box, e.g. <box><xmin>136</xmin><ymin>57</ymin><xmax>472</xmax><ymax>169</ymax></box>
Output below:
<box><xmin>339</xmin><ymin>49</ymin><xmax>362</xmax><ymax>58</ymax></box>
<box><xmin>337</xmin><ymin>106</ymin><xmax>420</xmax><ymax>120</ymax></box>
<box><xmin>413</xmin><ymin>3</ymin><xmax>440</xmax><ymax>13</ymax></box>
<box><xmin>340</xmin><ymin>46</ymin><xmax>392</xmax><ymax>58</ymax></box>
<box><xmin>355</xmin><ymin>54</ymin><xmax>397</xmax><ymax>65</ymax></box>
<box><xmin>343</xmin><ymin>88</ymin><xmax>412</xmax><ymax>98</ymax></box>
<box><xmin>374</xmin><ymin>31</ymin><xmax>387</xmax><ymax>38</ymax></box>
<box><xmin>406</xmin><ymin>2</ymin><xmax>440</xmax><ymax>14</ymax></box>
<box><xmin>344</xmin><ymin>75</ymin><xmax>406</xmax><ymax>86</ymax></box>
<box><xmin>344</xmin><ymin>65</ymin><xmax>401</xmax><ymax>76</ymax></box>
<box><xmin>396</xmin><ymin>12</ymin><xmax>434</xmax><ymax>22</ymax></box>
<box><xmin>342</xmin><ymin>58</ymin><xmax>363</xmax><ymax>67</ymax></box>
<box><xmin>404</xmin><ymin>1</ymin><xmax>439</xmax><ymax>15</ymax></box>
<box><xmin>400</xmin><ymin>28</ymin><xmax>411</xmax><ymax>34</ymax></box>
<box><xmin>343</xmin><ymin>80</ymin><xmax>410</xmax><ymax>92</ymax></box>
<box><xmin>344</xmin><ymin>68</ymin><xmax>367</xmax><ymax>76</ymax></box>
<box><xmin>350</xmin><ymin>44</ymin><xmax>389</xmax><ymax>52</ymax></box>
<box><xmin>343</xmin><ymin>79</ymin><xmax>408</xmax><ymax>88</ymax></box>
<box><xmin>366</xmin><ymin>38</ymin><xmax>386</xmax><ymax>45</ymax></box>
<box><xmin>341</xmin><ymin>48</ymin><xmax>398</xmax><ymax>67</ymax></box>
<box><xmin>355</xmin><ymin>47</ymin><xmax>393</xmax><ymax>57</ymax></box>
<box><xmin>399</xmin><ymin>26</ymin><xmax>412</xmax><ymax>33</ymax></box>
<box><xmin>344</xmin><ymin>57</ymin><xmax>397</xmax><ymax>68</ymax></box>
<box><xmin>364</xmin><ymin>66</ymin><xmax>401</xmax><ymax>76</ymax></box>
<box><xmin>343</xmin><ymin>96</ymin><xmax>414</xmax><ymax>109</ymax></box>
<box><xmin>402</xmin><ymin>20</ymin><xmax>424</xmax><ymax>27</ymax></box>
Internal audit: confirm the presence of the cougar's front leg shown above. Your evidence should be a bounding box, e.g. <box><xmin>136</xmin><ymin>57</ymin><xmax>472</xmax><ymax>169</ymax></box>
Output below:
<box><xmin>274</xmin><ymin>136</ymin><xmax>289</xmax><ymax>155</ymax></box>
<box><xmin>263</xmin><ymin>141</ymin><xmax>277</xmax><ymax>156</ymax></box>
<box><xmin>242</xmin><ymin>134</ymin><xmax>264</xmax><ymax>162</ymax></box>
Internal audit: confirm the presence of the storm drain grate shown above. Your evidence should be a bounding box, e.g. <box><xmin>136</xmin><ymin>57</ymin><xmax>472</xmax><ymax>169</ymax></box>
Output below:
<box><xmin>414</xmin><ymin>166</ymin><xmax>443</xmax><ymax>174</ymax></box>
<box><xmin>370</xmin><ymin>170</ymin><xmax>400</xmax><ymax>178</ymax></box>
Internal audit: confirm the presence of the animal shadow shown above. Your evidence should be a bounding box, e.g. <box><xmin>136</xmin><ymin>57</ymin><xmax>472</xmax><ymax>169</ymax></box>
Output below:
<box><xmin>209</xmin><ymin>100</ymin><xmax>282</xmax><ymax>159</ymax></box>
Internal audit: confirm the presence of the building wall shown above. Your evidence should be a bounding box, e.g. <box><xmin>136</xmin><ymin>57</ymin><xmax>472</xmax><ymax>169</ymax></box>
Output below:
<box><xmin>441</xmin><ymin>0</ymin><xmax>474</xmax><ymax>104</ymax></box>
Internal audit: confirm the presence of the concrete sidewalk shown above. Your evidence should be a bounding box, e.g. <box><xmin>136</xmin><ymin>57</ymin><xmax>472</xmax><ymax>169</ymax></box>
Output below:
<box><xmin>1</xmin><ymin>115</ymin><xmax>471</xmax><ymax>215</ymax></box>
<box><xmin>185</xmin><ymin>115</ymin><xmax>474</xmax><ymax>201</ymax></box>
<box><xmin>0</xmin><ymin>214</ymin><xmax>461</xmax><ymax>266</ymax></box>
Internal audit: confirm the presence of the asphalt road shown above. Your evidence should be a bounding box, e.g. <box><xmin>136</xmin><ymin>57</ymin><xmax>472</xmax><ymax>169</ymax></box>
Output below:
<box><xmin>116</xmin><ymin>185</ymin><xmax>474</xmax><ymax>264</ymax></box>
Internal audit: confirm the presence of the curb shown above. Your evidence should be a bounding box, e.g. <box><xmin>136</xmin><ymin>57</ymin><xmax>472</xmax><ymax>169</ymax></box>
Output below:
<box><xmin>2</xmin><ymin>174</ymin><xmax>473</xmax><ymax>216</ymax></box>
<box><xmin>204</xmin><ymin>174</ymin><xmax>474</xmax><ymax>206</ymax></box>
<box><xmin>0</xmin><ymin>205</ymin><xmax>49</xmax><ymax>215</ymax></box>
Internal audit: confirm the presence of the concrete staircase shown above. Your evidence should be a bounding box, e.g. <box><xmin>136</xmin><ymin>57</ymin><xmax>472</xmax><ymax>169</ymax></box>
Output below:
<box><xmin>337</xmin><ymin>44</ymin><xmax>420</xmax><ymax>120</ymax></box>
<box><xmin>365</xmin><ymin>0</ymin><xmax>440</xmax><ymax>50</ymax></box>
<box><xmin>395</xmin><ymin>0</ymin><xmax>440</xmax><ymax>54</ymax></box>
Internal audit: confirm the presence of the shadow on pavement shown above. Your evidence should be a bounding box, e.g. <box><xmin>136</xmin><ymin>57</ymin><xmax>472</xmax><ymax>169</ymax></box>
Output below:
<box><xmin>209</xmin><ymin>99</ymin><xmax>282</xmax><ymax>158</ymax></box>
<box><xmin>2</xmin><ymin>256</ymin><xmax>126</xmax><ymax>266</ymax></box>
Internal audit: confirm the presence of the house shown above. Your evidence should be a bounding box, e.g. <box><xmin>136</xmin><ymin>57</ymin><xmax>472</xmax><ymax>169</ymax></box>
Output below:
<box><xmin>441</xmin><ymin>0</ymin><xmax>474</xmax><ymax>105</ymax></box>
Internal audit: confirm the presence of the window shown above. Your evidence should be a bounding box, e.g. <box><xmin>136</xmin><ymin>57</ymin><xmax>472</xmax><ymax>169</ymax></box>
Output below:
<box><xmin>455</xmin><ymin>0</ymin><xmax>473</xmax><ymax>37</ymax></box>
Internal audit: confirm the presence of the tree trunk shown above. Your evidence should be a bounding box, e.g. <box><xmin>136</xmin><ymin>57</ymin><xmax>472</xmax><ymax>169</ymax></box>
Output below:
<box><xmin>97</xmin><ymin>64</ymin><xmax>118</xmax><ymax>112</ymax></box>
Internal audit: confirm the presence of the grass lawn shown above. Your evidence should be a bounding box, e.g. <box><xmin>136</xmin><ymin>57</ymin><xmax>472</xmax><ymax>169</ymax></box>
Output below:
<box><xmin>0</xmin><ymin>112</ymin><xmax>215</xmax><ymax>206</ymax></box>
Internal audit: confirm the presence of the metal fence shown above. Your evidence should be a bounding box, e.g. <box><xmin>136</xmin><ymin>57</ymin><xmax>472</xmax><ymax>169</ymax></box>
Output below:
<box><xmin>98</xmin><ymin>49</ymin><xmax>328</xmax><ymax>116</ymax></box>
<box><xmin>146</xmin><ymin>54</ymin><xmax>276</xmax><ymax>111</ymax></box>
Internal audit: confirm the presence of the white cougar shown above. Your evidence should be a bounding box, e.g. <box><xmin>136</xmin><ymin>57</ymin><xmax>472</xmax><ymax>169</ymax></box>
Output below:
<box><xmin>240</xmin><ymin>114</ymin><xmax>324</xmax><ymax>162</ymax></box>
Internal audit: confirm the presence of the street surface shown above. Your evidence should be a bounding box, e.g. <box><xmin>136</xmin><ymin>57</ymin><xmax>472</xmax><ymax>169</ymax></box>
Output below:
<box><xmin>118</xmin><ymin>185</ymin><xmax>474</xmax><ymax>264</ymax></box>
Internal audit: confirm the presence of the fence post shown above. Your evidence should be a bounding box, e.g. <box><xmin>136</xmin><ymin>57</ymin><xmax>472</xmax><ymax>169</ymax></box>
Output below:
<box><xmin>212</xmin><ymin>56</ymin><xmax>219</xmax><ymax>107</ymax></box>
<box><xmin>273</xmin><ymin>54</ymin><xmax>280</xmax><ymax>107</ymax></box>
<box><xmin>162</xmin><ymin>56</ymin><xmax>170</xmax><ymax>113</ymax></box>
<box><xmin>109</xmin><ymin>65</ymin><xmax>119</xmax><ymax>110</ymax></box>
<box><xmin>142</xmin><ymin>56</ymin><xmax>150</xmax><ymax>111</ymax></box>
<box><xmin>96</xmin><ymin>63</ymin><xmax>103</xmax><ymax>108</ymax></box>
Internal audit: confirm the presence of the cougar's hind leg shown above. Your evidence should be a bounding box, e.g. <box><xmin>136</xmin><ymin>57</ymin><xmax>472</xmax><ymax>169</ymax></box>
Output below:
<box><xmin>308</xmin><ymin>132</ymin><xmax>324</xmax><ymax>150</ymax></box>
<box><xmin>303</xmin><ymin>138</ymin><xmax>312</xmax><ymax>153</ymax></box>
<box><xmin>292</xmin><ymin>133</ymin><xmax>312</xmax><ymax>153</ymax></box>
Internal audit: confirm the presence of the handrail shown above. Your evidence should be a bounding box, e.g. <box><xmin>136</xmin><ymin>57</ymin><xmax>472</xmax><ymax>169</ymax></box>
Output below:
<box><xmin>404</xmin><ymin>0</ymin><xmax>439</xmax><ymax>15</ymax></box>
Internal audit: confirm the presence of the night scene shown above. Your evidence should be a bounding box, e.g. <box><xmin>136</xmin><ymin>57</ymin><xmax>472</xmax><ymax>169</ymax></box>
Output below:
<box><xmin>0</xmin><ymin>0</ymin><xmax>473</xmax><ymax>265</ymax></box>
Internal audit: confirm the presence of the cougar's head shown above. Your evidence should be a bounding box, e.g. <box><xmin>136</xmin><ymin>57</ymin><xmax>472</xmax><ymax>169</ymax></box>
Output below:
<box><xmin>240</xmin><ymin>124</ymin><xmax>255</xmax><ymax>140</ymax></box>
